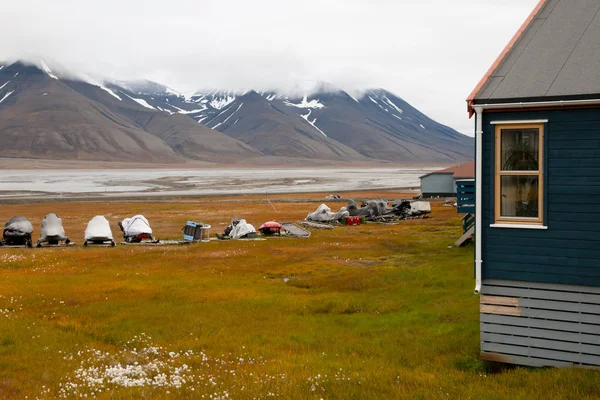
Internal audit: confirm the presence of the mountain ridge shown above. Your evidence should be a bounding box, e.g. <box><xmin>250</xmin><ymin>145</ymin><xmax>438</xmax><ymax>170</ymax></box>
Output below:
<box><xmin>0</xmin><ymin>60</ymin><xmax>473</xmax><ymax>164</ymax></box>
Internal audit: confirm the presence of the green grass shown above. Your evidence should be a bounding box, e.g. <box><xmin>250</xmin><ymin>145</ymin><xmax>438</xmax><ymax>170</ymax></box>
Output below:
<box><xmin>0</xmin><ymin>197</ymin><xmax>598</xmax><ymax>399</ymax></box>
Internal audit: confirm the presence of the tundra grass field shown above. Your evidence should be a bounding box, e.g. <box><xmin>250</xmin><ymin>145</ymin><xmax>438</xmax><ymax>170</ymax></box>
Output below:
<box><xmin>0</xmin><ymin>191</ymin><xmax>598</xmax><ymax>399</ymax></box>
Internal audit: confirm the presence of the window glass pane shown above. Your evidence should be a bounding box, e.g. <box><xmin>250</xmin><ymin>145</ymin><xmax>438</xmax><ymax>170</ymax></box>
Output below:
<box><xmin>500</xmin><ymin>175</ymin><xmax>539</xmax><ymax>218</ymax></box>
<box><xmin>501</xmin><ymin>128</ymin><xmax>539</xmax><ymax>171</ymax></box>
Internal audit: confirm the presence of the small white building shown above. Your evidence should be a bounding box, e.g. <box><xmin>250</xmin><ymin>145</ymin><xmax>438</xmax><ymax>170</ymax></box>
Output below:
<box><xmin>419</xmin><ymin>161</ymin><xmax>474</xmax><ymax>197</ymax></box>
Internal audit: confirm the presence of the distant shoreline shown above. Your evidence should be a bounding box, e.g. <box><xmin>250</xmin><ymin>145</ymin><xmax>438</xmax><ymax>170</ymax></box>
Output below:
<box><xmin>0</xmin><ymin>157</ymin><xmax>455</xmax><ymax>170</ymax></box>
<box><xmin>0</xmin><ymin>188</ymin><xmax>421</xmax><ymax>205</ymax></box>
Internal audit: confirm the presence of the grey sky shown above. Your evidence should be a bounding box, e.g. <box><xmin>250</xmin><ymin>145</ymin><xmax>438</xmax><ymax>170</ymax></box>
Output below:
<box><xmin>1</xmin><ymin>0</ymin><xmax>540</xmax><ymax>136</ymax></box>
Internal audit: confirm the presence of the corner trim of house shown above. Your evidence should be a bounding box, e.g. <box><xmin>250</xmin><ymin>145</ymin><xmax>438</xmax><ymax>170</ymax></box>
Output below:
<box><xmin>489</xmin><ymin>224</ymin><xmax>548</xmax><ymax>230</ymax></box>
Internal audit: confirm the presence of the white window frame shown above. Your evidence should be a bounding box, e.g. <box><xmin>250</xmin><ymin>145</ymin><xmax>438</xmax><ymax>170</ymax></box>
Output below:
<box><xmin>492</xmin><ymin>121</ymin><xmax>545</xmax><ymax>227</ymax></box>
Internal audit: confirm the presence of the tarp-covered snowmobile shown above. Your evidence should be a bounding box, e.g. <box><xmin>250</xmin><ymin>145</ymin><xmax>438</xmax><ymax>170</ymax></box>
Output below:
<box><xmin>229</xmin><ymin>219</ymin><xmax>257</xmax><ymax>239</ymax></box>
<box><xmin>219</xmin><ymin>219</ymin><xmax>257</xmax><ymax>239</ymax></box>
<box><xmin>2</xmin><ymin>216</ymin><xmax>34</xmax><ymax>247</ymax></box>
<box><xmin>37</xmin><ymin>213</ymin><xmax>71</xmax><ymax>247</ymax></box>
<box><xmin>258</xmin><ymin>221</ymin><xmax>281</xmax><ymax>235</ymax></box>
<box><xmin>409</xmin><ymin>201</ymin><xmax>431</xmax><ymax>215</ymax></box>
<box><xmin>84</xmin><ymin>216</ymin><xmax>115</xmax><ymax>247</ymax></box>
<box><xmin>306</xmin><ymin>204</ymin><xmax>349</xmax><ymax>223</ymax></box>
<box><xmin>118</xmin><ymin>215</ymin><xmax>157</xmax><ymax>243</ymax></box>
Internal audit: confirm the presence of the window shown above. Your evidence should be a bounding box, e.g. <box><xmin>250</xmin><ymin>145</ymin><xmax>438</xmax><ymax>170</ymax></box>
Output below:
<box><xmin>495</xmin><ymin>123</ymin><xmax>544</xmax><ymax>225</ymax></box>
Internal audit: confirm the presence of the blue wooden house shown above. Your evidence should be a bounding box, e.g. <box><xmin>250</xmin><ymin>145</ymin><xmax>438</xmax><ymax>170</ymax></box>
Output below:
<box><xmin>467</xmin><ymin>0</ymin><xmax>600</xmax><ymax>368</ymax></box>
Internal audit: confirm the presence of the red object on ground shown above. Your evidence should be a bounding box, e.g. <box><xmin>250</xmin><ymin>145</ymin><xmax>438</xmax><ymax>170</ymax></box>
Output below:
<box><xmin>346</xmin><ymin>216</ymin><xmax>361</xmax><ymax>226</ymax></box>
<box><xmin>259</xmin><ymin>221</ymin><xmax>282</xmax><ymax>235</ymax></box>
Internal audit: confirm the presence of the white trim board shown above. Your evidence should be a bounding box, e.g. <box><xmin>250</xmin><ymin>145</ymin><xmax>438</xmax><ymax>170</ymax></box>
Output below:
<box><xmin>491</xmin><ymin>119</ymin><xmax>548</xmax><ymax>125</ymax></box>
<box><xmin>490</xmin><ymin>224</ymin><xmax>548</xmax><ymax>230</ymax></box>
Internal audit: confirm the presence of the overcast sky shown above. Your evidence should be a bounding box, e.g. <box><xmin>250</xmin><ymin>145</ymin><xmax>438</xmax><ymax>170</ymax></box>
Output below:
<box><xmin>1</xmin><ymin>0</ymin><xmax>540</xmax><ymax>136</ymax></box>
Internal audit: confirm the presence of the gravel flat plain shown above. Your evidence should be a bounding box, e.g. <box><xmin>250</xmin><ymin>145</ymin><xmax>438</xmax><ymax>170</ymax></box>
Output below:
<box><xmin>0</xmin><ymin>167</ymin><xmax>436</xmax><ymax>200</ymax></box>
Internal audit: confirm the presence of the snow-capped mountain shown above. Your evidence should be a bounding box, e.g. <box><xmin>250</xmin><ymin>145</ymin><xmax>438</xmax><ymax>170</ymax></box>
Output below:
<box><xmin>109</xmin><ymin>81</ymin><xmax>473</xmax><ymax>162</ymax></box>
<box><xmin>0</xmin><ymin>61</ymin><xmax>261</xmax><ymax>162</ymax></box>
<box><xmin>0</xmin><ymin>60</ymin><xmax>473</xmax><ymax>163</ymax></box>
<box><xmin>113</xmin><ymin>79</ymin><xmax>181</xmax><ymax>97</ymax></box>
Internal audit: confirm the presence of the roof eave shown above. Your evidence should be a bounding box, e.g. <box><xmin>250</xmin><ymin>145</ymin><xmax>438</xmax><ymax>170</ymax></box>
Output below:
<box><xmin>466</xmin><ymin>0</ymin><xmax>549</xmax><ymax>118</ymax></box>
<box><xmin>419</xmin><ymin>172</ymin><xmax>455</xmax><ymax>179</ymax></box>
<box><xmin>473</xmin><ymin>93</ymin><xmax>600</xmax><ymax>106</ymax></box>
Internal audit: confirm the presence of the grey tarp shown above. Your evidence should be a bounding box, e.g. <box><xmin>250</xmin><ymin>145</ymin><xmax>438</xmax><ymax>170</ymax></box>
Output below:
<box><xmin>4</xmin><ymin>216</ymin><xmax>33</xmax><ymax>236</ymax></box>
<box><xmin>2</xmin><ymin>216</ymin><xmax>34</xmax><ymax>246</ymax></box>
<box><xmin>347</xmin><ymin>199</ymin><xmax>414</xmax><ymax>220</ymax></box>
<box><xmin>347</xmin><ymin>200</ymin><xmax>386</xmax><ymax>218</ymax></box>
<box><xmin>306</xmin><ymin>204</ymin><xmax>349</xmax><ymax>223</ymax></box>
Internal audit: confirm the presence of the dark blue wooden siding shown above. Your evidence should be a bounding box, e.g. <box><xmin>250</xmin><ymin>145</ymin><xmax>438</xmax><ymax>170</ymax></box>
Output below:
<box><xmin>481</xmin><ymin>108</ymin><xmax>600</xmax><ymax>287</ymax></box>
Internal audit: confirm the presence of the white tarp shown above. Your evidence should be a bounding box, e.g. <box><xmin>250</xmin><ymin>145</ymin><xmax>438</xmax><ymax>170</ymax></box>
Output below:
<box><xmin>306</xmin><ymin>204</ymin><xmax>349</xmax><ymax>223</ymax></box>
<box><xmin>229</xmin><ymin>219</ymin><xmax>256</xmax><ymax>239</ymax></box>
<box><xmin>40</xmin><ymin>213</ymin><xmax>67</xmax><ymax>240</ymax></box>
<box><xmin>85</xmin><ymin>216</ymin><xmax>113</xmax><ymax>240</ymax></box>
<box><xmin>410</xmin><ymin>201</ymin><xmax>431</xmax><ymax>214</ymax></box>
<box><xmin>4</xmin><ymin>216</ymin><xmax>33</xmax><ymax>234</ymax></box>
<box><xmin>121</xmin><ymin>215</ymin><xmax>152</xmax><ymax>237</ymax></box>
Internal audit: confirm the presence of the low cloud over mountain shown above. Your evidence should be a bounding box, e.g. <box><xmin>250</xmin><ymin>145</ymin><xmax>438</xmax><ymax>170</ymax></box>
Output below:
<box><xmin>0</xmin><ymin>61</ymin><xmax>473</xmax><ymax>164</ymax></box>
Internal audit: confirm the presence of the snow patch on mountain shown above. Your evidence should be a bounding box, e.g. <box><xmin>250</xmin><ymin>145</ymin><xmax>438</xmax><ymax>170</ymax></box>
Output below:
<box><xmin>0</xmin><ymin>90</ymin><xmax>14</xmax><ymax>104</ymax></box>
<box><xmin>40</xmin><ymin>60</ymin><xmax>58</xmax><ymax>80</ymax></box>
<box><xmin>382</xmin><ymin>96</ymin><xmax>403</xmax><ymax>113</ymax></box>
<box><xmin>155</xmin><ymin>106</ymin><xmax>175</xmax><ymax>115</ymax></box>
<box><xmin>211</xmin><ymin>103</ymin><xmax>243</xmax><ymax>130</ymax></box>
<box><xmin>0</xmin><ymin>80</ymin><xmax>10</xmax><ymax>91</ymax></box>
<box><xmin>347</xmin><ymin>94</ymin><xmax>359</xmax><ymax>103</ymax></box>
<box><xmin>211</xmin><ymin>103</ymin><xmax>236</xmax><ymax>121</ymax></box>
<box><xmin>116</xmin><ymin>80</ymin><xmax>182</xmax><ymax>98</ymax></box>
<box><xmin>98</xmin><ymin>85</ymin><xmax>122</xmax><ymax>101</ymax></box>
<box><xmin>122</xmin><ymin>92</ymin><xmax>156</xmax><ymax>110</ymax></box>
<box><xmin>284</xmin><ymin>95</ymin><xmax>325</xmax><ymax>109</ymax></box>
<box><xmin>209</xmin><ymin>95</ymin><xmax>236</xmax><ymax>110</ymax></box>
<box><xmin>165</xmin><ymin>87</ymin><xmax>181</xmax><ymax>96</ymax></box>
<box><xmin>172</xmin><ymin>105</ymin><xmax>208</xmax><ymax>114</ymax></box>
<box><xmin>368</xmin><ymin>96</ymin><xmax>379</xmax><ymax>106</ymax></box>
<box><xmin>79</xmin><ymin>74</ymin><xmax>122</xmax><ymax>101</ymax></box>
<box><xmin>300</xmin><ymin>110</ymin><xmax>327</xmax><ymax>137</ymax></box>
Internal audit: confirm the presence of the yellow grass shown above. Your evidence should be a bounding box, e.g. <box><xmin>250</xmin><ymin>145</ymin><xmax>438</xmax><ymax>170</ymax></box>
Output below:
<box><xmin>0</xmin><ymin>192</ymin><xmax>598</xmax><ymax>399</ymax></box>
